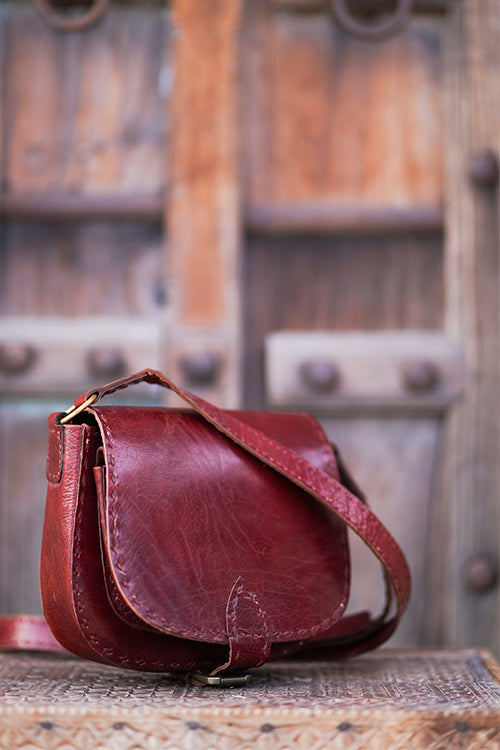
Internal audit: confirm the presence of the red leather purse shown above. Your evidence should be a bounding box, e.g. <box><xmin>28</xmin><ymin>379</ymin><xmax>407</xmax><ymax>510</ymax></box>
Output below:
<box><xmin>36</xmin><ymin>369</ymin><xmax>410</xmax><ymax>685</ymax></box>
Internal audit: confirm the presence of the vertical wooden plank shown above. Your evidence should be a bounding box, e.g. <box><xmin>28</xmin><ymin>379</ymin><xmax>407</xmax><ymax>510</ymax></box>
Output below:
<box><xmin>0</xmin><ymin>3</ymin><xmax>6</xmax><ymax>198</ymax></box>
<box><xmin>1</xmin><ymin>2</ymin><xmax>168</xmax><ymax>194</ymax></box>
<box><xmin>244</xmin><ymin>233</ymin><xmax>443</xmax><ymax>407</ymax></box>
<box><xmin>167</xmin><ymin>0</ymin><xmax>243</xmax><ymax>407</ymax></box>
<box><xmin>0</xmin><ymin>222</ymin><xmax>163</xmax><ymax>316</ymax></box>
<box><xmin>0</xmin><ymin>403</ymin><xmax>52</xmax><ymax>614</ymax></box>
<box><xmin>433</xmin><ymin>0</ymin><xmax>500</xmax><ymax>653</ymax></box>
<box><xmin>240</xmin><ymin>2</ymin><xmax>443</xmax><ymax>208</ymax></box>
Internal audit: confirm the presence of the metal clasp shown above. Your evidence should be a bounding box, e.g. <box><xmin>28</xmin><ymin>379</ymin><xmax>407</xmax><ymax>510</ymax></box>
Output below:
<box><xmin>190</xmin><ymin>672</ymin><xmax>252</xmax><ymax>687</ymax></box>
<box><xmin>58</xmin><ymin>393</ymin><xmax>98</xmax><ymax>425</ymax></box>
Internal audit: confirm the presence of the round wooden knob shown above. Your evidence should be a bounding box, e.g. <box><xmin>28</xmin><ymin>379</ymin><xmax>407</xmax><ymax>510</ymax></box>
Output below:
<box><xmin>299</xmin><ymin>359</ymin><xmax>340</xmax><ymax>392</ymax></box>
<box><xmin>468</xmin><ymin>149</ymin><xmax>499</xmax><ymax>189</ymax></box>
<box><xmin>0</xmin><ymin>344</ymin><xmax>37</xmax><ymax>375</ymax></box>
<box><xmin>463</xmin><ymin>554</ymin><xmax>498</xmax><ymax>593</ymax></box>
<box><xmin>401</xmin><ymin>360</ymin><xmax>440</xmax><ymax>393</ymax></box>
<box><xmin>180</xmin><ymin>351</ymin><xmax>220</xmax><ymax>384</ymax></box>
<box><xmin>87</xmin><ymin>348</ymin><xmax>126</xmax><ymax>379</ymax></box>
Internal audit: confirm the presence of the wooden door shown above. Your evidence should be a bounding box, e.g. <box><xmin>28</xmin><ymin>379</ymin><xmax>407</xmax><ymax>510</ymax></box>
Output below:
<box><xmin>1</xmin><ymin>0</ymin><xmax>499</xmax><ymax>657</ymax></box>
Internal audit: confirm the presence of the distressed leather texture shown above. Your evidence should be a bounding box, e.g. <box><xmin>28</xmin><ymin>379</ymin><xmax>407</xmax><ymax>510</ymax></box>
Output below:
<box><xmin>40</xmin><ymin>369</ymin><xmax>411</xmax><ymax>677</ymax></box>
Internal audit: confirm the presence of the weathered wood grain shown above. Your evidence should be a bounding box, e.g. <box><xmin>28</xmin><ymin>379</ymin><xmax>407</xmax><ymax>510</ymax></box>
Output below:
<box><xmin>265</xmin><ymin>330</ymin><xmax>463</xmax><ymax>414</ymax></box>
<box><xmin>244</xmin><ymin>233</ymin><xmax>443</xmax><ymax>407</ymax></box>
<box><xmin>1</xmin><ymin>1</ymin><xmax>168</xmax><ymax>195</ymax></box>
<box><xmin>1</xmin><ymin>650</ymin><xmax>500</xmax><ymax>749</ymax></box>
<box><xmin>428</xmin><ymin>0</ymin><xmax>500</xmax><ymax>655</ymax></box>
<box><xmin>166</xmin><ymin>0</ymin><xmax>243</xmax><ymax>407</ymax></box>
<box><xmin>0</xmin><ymin>192</ymin><xmax>164</xmax><ymax>222</ymax></box>
<box><xmin>246</xmin><ymin>202</ymin><xmax>444</xmax><ymax>234</ymax></box>
<box><xmin>0</xmin><ymin>405</ymin><xmax>51</xmax><ymax>615</ymax></box>
<box><xmin>320</xmin><ymin>418</ymin><xmax>442</xmax><ymax>647</ymax></box>
<box><xmin>0</xmin><ymin>221</ymin><xmax>164</xmax><ymax>317</ymax></box>
<box><xmin>0</xmin><ymin>317</ymin><xmax>163</xmax><ymax>395</ymax></box>
<box><xmin>241</xmin><ymin>1</ymin><xmax>444</xmax><ymax>209</ymax></box>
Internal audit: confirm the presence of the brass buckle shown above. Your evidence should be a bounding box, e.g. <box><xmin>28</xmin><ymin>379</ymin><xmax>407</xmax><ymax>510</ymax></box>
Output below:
<box><xmin>190</xmin><ymin>672</ymin><xmax>252</xmax><ymax>687</ymax></box>
<box><xmin>59</xmin><ymin>393</ymin><xmax>98</xmax><ymax>425</ymax></box>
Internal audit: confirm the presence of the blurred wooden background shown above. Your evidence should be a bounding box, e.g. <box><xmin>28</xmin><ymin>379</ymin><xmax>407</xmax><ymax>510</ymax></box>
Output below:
<box><xmin>1</xmin><ymin>0</ymin><xmax>499</xmax><ymax>655</ymax></box>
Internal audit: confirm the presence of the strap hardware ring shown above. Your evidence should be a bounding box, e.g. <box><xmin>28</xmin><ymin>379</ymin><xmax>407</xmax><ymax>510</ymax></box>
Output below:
<box><xmin>59</xmin><ymin>393</ymin><xmax>98</xmax><ymax>425</ymax></box>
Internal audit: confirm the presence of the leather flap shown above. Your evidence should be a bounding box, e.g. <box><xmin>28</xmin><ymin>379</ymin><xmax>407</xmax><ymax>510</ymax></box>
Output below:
<box><xmin>91</xmin><ymin>406</ymin><xmax>350</xmax><ymax>645</ymax></box>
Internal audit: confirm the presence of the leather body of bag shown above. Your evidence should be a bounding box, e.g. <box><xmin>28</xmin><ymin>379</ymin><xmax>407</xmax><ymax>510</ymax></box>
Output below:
<box><xmin>39</xmin><ymin>369</ymin><xmax>411</xmax><ymax>685</ymax></box>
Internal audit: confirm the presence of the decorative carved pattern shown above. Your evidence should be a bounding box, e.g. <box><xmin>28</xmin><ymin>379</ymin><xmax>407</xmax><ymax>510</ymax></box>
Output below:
<box><xmin>1</xmin><ymin>650</ymin><xmax>500</xmax><ymax>749</ymax></box>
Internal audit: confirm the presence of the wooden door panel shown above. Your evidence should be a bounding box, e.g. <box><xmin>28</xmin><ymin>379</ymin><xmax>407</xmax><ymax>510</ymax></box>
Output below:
<box><xmin>0</xmin><ymin>222</ymin><xmax>165</xmax><ymax>394</ymax></box>
<box><xmin>0</xmin><ymin>222</ymin><xmax>164</xmax><ymax>317</ymax></box>
<box><xmin>244</xmin><ymin>233</ymin><xmax>444</xmax><ymax>407</ymax></box>
<box><xmin>320</xmin><ymin>416</ymin><xmax>441</xmax><ymax>646</ymax></box>
<box><xmin>241</xmin><ymin>1</ymin><xmax>443</xmax><ymax>208</ymax></box>
<box><xmin>2</xmin><ymin>1</ymin><xmax>168</xmax><ymax>195</ymax></box>
<box><xmin>0</xmin><ymin>402</ymin><xmax>56</xmax><ymax>614</ymax></box>
<box><xmin>265</xmin><ymin>331</ymin><xmax>463</xmax><ymax>412</ymax></box>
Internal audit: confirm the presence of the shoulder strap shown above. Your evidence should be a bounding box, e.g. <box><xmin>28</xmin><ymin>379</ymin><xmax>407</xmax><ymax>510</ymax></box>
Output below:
<box><xmin>76</xmin><ymin>369</ymin><xmax>412</xmax><ymax>654</ymax></box>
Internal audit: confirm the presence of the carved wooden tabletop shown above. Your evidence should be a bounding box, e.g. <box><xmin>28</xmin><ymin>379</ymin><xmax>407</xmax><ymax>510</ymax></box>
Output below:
<box><xmin>1</xmin><ymin>648</ymin><xmax>500</xmax><ymax>749</ymax></box>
